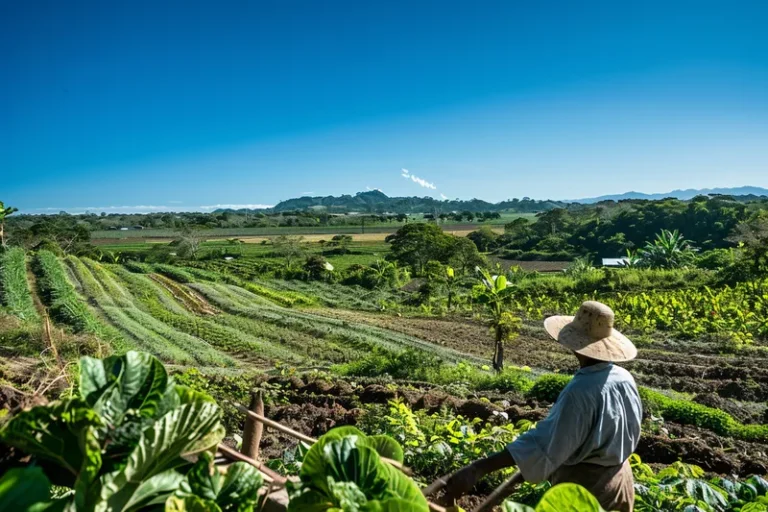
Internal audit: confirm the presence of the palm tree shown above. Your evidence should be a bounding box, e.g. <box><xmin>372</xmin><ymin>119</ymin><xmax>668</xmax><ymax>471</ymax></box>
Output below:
<box><xmin>474</xmin><ymin>267</ymin><xmax>521</xmax><ymax>371</ymax></box>
<box><xmin>0</xmin><ymin>201</ymin><xmax>18</xmax><ymax>249</ymax></box>
<box><xmin>640</xmin><ymin>229</ymin><xmax>696</xmax><ymax>269</ymax></box>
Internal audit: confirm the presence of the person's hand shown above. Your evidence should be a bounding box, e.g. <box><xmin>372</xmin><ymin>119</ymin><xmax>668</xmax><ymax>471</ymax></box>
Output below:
<box><xmin>442</xmin><ymin>462</ymin><xmax>484</xmax><ymax>505</ymax></box>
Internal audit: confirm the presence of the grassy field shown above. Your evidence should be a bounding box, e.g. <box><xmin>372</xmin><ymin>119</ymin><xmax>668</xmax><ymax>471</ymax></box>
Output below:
<box><xmin>89</xmin><ymin>213</ymin><xmax>531</xmax><ymax>240</ymax></box>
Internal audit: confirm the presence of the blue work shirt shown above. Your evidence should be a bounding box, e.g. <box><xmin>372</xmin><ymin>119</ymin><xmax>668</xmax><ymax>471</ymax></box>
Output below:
<box><xmin>507</xmin><ymin>363</ymin><xmax>642</xmax><ymax>483</ymax></box>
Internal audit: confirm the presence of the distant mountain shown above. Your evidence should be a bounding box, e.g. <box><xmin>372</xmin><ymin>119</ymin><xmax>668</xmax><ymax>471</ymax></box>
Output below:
<box><xmin>270</xmin><ymin>190</ymin><xmax>565</xmax><ymax>214</ymax></box>
<box><xmin>573</xmin><ymin>186</ymin><xmax>768</xmax><ymax>204</ymax></box>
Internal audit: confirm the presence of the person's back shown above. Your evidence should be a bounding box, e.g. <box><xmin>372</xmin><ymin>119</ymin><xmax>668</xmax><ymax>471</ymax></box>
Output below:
<box><xmin>517</xmin><ymin>362</ymin><xmax>642</xmax><ymax>511</ymax></box>
<box><xmin>443</xmin><ymin>301</ymin><xmax>642</xmax><ymax>512</ymax></box>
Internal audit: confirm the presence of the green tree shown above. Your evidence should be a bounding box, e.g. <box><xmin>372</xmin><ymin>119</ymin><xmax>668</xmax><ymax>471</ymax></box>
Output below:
<box><xmin>385</xmin><ymin>223</ymin><xmax>452</xmax><ymax>275</ymax></box>
<box><xmin>304</xmin><ymin>254</ymin><xmax>332</xmax><ymax>280</ymax></box>
<box><xmin>328</xmin><ymin>234</ymin><xmax>353</xmax><ymax>254</ymax></box>
<box><xmin>467</xmin><ymin>226</ymin><xmax>499</xmax><ymax>252</ymax></box>
<box><xmin>474</xmin><ymin>268</ymin><xmax>521</xmax><ymax>371</ymax></box>
<box><xmin>176</xmin><ymin>227</ymin><xmax>202</xmax><ymax>259</ymax></box>
<box><xmin>272</xmin><ymin>235</ymin><xmax>305</xmax><ymax>268</ymax></box>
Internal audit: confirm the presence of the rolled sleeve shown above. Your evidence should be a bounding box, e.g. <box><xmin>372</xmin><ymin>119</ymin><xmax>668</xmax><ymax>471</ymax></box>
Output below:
<box><xmin>506</xmin><ymin>388</ymin><xmax>592</xmax><ymax>483</ymax></box>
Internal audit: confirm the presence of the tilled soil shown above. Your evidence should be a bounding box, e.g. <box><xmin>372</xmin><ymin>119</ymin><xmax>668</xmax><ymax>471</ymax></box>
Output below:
<box><xmin>255</xmin><ymin>375</ymin><xmax>768</xmax><ymax>478</ymax></box>
<box><xmin>312</xmin><ymin>310</ymin><xmax>768</xmax><ymax>418</ymax></box>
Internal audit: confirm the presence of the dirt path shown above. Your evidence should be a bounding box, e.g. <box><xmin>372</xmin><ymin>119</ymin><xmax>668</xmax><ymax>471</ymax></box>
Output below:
<box><xmin>24</xmin><ymin>262</ymin><xmax>64</xmax><ymax>368</ymax></box>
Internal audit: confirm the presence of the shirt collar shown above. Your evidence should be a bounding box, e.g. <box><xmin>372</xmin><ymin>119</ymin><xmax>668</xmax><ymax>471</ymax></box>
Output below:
<box><xmin>576</xmin><ymin>362</ymin><xmax>613</xmax><ymax>375</ymax></box>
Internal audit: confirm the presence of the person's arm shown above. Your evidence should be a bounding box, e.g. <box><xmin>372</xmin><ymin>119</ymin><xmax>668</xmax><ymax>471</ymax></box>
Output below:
<box><xmin>443</xmin><ymin>449</ymin><xmax>517</xmax><ymax>503</ymax></box>
<box><xmin>443</xmin><ymin>387</ymin><xmax>593</xmax><ymax>503</ymax></box>
<box><xmin>507</xmin><ymin>388</ymin><xmax>592</xmax><ymax>483</ymax></box>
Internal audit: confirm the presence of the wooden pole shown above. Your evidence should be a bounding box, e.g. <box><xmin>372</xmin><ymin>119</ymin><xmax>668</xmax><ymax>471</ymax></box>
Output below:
<box><xmin>233</xmin><ymin>403</ymin><xmax>316</xmax><ymax>444</ymax></box>
<box><xmin>231</xmin><ymin>402</ymin><xmax>411</xmax><ymax>474</ymax></box>
<box><xmin>217</xmin><ymin>444</ymin><xmax>282</xmax><ymax>485</ymax></box>
<box><xmin>474</xmin><ymin>471</ymin><xmax>523</xmax><ymax>512</ymax></box>
<box><xmin>241</xmin><ymin>390</ymin><xmax>264</xmax><ymax>460</ymax></box>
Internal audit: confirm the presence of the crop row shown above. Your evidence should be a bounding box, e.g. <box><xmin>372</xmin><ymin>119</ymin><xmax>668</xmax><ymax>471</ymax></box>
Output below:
<box><xmin>110</xmin><ymin>263</ymin><xmax>306</xmax><ymax>363</ymax></box>
<box><xmin>191</xmin><ymin>280</ymin><xmax>484</xmax><ymax>364</ymax></box>
<box><xmin>132</xmin><ymin>261</ymin><xmax>316</xmax><ymax>308</ymax></box>
<box><xmin>69</xmin><ymin>257</ymin><xmax>236</xmax><ymax>367</ymax></box>
<box><xmin>259</xmin><ymin>278</ymin><xmax>394</xmax><ymax>311</ymax></box>
<box><xmin>0</xmin><ymin>247</ymin><xmax>39</xmax><ymax>322</ymax></box>
<box><xmin>33</xmin><ymin>251</ymin><xmax>130</xmax><ymax>353</ymax></box>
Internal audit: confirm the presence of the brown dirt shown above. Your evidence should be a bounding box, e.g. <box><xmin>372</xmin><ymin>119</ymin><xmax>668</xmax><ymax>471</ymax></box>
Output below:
<box><xmin>257</xmin><ymin>374</ymin><xmax>768</xmax><ymax>477</ymax></box>
<box><xmin>313</xmin><ymin>309</ymin><xmax>497</xmax><ymax>358</ymax></box>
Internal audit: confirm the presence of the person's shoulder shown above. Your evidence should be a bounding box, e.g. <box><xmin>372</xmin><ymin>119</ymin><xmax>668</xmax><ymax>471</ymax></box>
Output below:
<box><xmin>610</xmin><ymin>364</ymin><xmax>633</xmax><ymax>378</ymax></box>
<box><xmin>608</xmin><ymin>364</ymin><xmax>638</xmax><ymax>388</ymax></box>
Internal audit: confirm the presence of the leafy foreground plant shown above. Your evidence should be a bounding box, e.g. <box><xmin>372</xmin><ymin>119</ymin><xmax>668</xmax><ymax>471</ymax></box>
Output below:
<box><xmin>630</xmin><ymin>456</ymin><xmax>768</xmax><ymax>512</ymax></box>
<box><xmin>287</xmin><ymin>426</ymin><xmax>429</xmax><ymax>512</ymax></box>
<box><xmin>0</xmin><ymin>350</ymin><xmax>263</xmax><ymax>511</ymax></box>
<box><xmin>502</xmin><ymin>483</ymin><xmax>605</xmax><ymax>511</ymax></box>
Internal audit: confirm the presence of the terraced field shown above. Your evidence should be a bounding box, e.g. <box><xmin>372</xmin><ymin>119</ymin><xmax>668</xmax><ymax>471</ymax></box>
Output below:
<box><xmin>6</xmin><ymin>251</ymin><xmax>474</xmax><ymax>371</ymax></box>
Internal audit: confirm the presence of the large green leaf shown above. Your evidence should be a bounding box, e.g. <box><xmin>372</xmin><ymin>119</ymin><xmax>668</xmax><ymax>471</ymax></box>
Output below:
<box><xmin>363</xmin><ymin>499</ymin><xmax>433</xmax><ymax>512</ymax></box>
<box><xmin>286</xmin><ymin>489</ymin><xmax>334</xmax><ymax>512</ymax></box>
<box><xmin>80</xmin><ymin>351</ymin><xmax>171</xmax><ymax>426</ymax></box>
<box><xmin>322</xmin><ymin>439</ymin><xmax>389</xmax><ymax>499</ymax></box>
<box><xmin>377</xmin><ymin>463</ymin><xmax>428</xmax><ymax>509</ymax></box>
<box><xmin>502</xmin><ymin>503</ymin><xmax>535</xmax><ymax>512</ymax></box>
<box><xmin>96</xmin><ymin>399</ymin><xmax>224</xmax><ymax>512</ymax></box>
<box><xmin>534</xmin><ymin>483</ymin><xmax>603</xmax><ymax>511</ymax></box>
<box><xmin>185</xmin><ymin>453</ymin><xmax>263</xmax><ymax>511</ymax></box>
<box><xmin>300</xmin><ymin>427</ymin><xmax>369</xmax><ymax>494</ymax></box>
<box><xmin>366</xmin><ymin>436</ymin><xmax>404</xmax><ymax>463</ymax></box>
<box><xmin>125</xmin><ymin>470</ymin><xmax>188</xmax><ymax>511</ymax></box>
<box><xmin>0</xmin><ymin>398</ymin><xmax>103</xmax><ymax>478</ymax></box>
<box><xmin>166</xmin><ymin>495</ymin><xmax>222</xmax><ymax>512</ymax></box>
<box><xmin>0</xmin><ymin>466</ymin><xmax>52</xmax><ymax>510</ymax></box>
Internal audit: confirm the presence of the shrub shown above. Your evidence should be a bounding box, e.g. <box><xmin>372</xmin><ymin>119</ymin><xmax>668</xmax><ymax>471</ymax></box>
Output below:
<box><xmin>527</xmin><ymin>374</ymin><xmax>572</xmax><ymax>402</ymax></box>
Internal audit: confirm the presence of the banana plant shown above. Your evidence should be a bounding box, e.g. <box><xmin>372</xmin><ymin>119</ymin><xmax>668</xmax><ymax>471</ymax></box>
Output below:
<box><xmin>474</xmin><ymin>267</ymin><xmax>521</xmax><ymax>372</ymax></box>
<box><xmin>0</xmin><ymin>200</ymin><xmax>18</xmax><ymax>248</ymax></box>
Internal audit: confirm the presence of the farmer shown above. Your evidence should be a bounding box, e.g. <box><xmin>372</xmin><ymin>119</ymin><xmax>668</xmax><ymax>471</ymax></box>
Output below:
<box><xmin>444</xmin><ymin>301</ymin><xmax>642</xmax><ymax>512</ymax></box>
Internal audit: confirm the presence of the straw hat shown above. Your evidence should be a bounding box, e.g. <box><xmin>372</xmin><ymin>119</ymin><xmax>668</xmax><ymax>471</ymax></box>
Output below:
<box><xmin>544</xmin><ymin>301</ymin><xmax>637</xmax><ymax>362</ymax></box>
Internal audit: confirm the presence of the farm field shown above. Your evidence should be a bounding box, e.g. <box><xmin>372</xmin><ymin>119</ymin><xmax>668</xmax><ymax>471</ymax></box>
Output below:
<box><xmin>2</xmin><ymin>244</ymin><xmax>768</xmax><ymax>509</ymax></box>
<box><xmin>89</xmin><ymin>219</ymin><xmax>515</xmax><ymax>241</ymax></box>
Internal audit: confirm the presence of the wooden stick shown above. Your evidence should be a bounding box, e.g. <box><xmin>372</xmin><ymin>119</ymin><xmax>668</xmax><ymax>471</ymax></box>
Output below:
<box><xmin>422</xmin><ymin>474</ymin><xmax>450</xmax><ymax>496</ymax></box>
<box><xmin>474</xmin><ymin>471</ymin><xmax>524</xmax><ymax>512</ymax></box>
<box><xmin>233</xmin><ymin>403</ymin><xmax>317</xmax><ymax>443</ymax></box>
<box><xmin>241</xmin><ymin>390</ymin><xmax>265</xmax><ymax>460</ymax></box>
<box><xmin>232</xmin><ymin>402</ymin><xmax>411</xmax><ymax>474</ymax></box>
<box><xmin>217</xmin><ymin>444</ymin><xmax>283</xmax><ymax>485</ymax></box>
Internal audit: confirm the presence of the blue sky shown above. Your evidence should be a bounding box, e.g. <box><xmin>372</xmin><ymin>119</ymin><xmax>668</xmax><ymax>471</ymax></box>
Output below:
<box><xmin>2</xmin><ymin>1</ymin><xmax>767</xmax><ymax>213</ymax></box>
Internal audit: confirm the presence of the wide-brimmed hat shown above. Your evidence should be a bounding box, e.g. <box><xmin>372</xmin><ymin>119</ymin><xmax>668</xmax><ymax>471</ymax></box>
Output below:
<box><xmin>543</xmin><ymin>301</ymin><xmax>637</xmax><ymax>362</ymax></box>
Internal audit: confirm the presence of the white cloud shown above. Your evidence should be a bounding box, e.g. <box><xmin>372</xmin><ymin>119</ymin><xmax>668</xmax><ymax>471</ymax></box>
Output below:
<box><xmin>440</xmin><ymin>193</ymin><xmax>448</xmax><ymax>200</ymax></box>
<box><xmin>21</xmin><ymin>204</ymin><xmax>273</xmax><ymax>214</ymax></box>
<box><xmin>366</xmin><ymin>186</ymin><xmax>384</xmax><ymax>193</ymax></box>
<box><xmin>301</xmin><ymin>191</ymin><xmax>315</xmax><ymax>196</ymax></box>
<box><xmin>400</xmin><ymin>168</ymin><xmax>436</xmax><ymax>190</ymax></box>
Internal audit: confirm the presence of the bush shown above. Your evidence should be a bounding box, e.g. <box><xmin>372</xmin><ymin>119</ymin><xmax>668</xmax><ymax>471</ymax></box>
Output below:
<box><xmin>527</xmin><ymin>374</ymin><xmax>572</xmax><ymax>402</ymax></box>
<box><xmin>696</xmin><ymin>248</ymin><xmax>734</xmax><ymax>270</ymax></box>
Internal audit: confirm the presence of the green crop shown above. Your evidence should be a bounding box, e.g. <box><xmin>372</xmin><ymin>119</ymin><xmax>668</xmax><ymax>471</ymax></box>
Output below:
<box><xmin>0</xmin><ymin>247</ymin><xmax>39</xmax><ymax>322</ymax></box>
